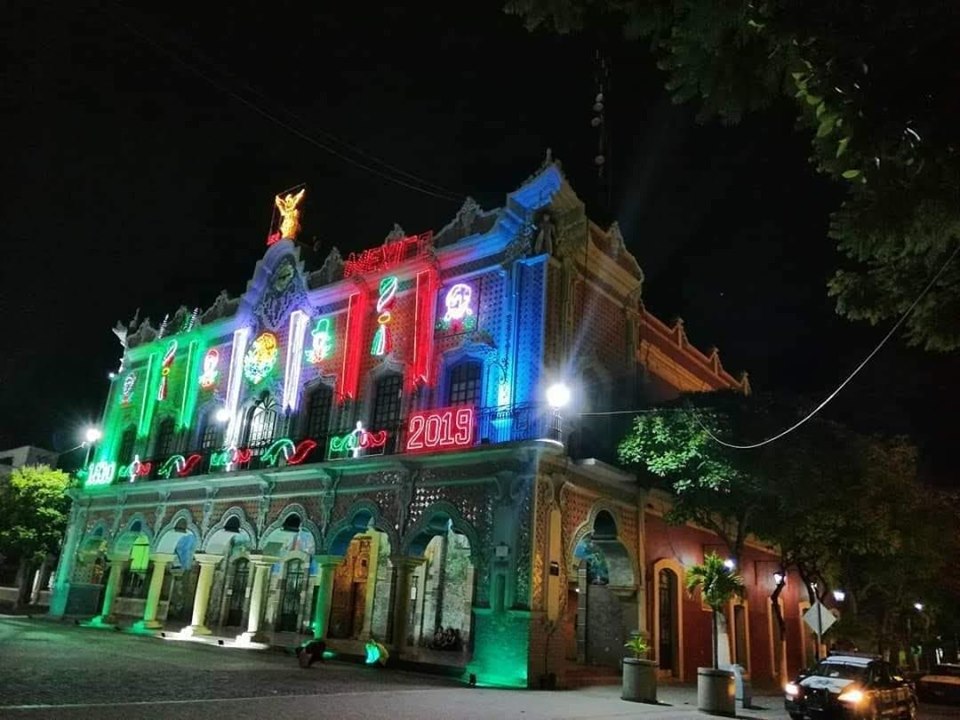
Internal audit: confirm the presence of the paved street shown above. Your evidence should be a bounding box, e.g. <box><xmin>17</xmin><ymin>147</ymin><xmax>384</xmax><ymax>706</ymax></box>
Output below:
<box><xmin>0</xmin><ymin>617</ymin><xmax>956</xmax><ymax>719</ymax></box>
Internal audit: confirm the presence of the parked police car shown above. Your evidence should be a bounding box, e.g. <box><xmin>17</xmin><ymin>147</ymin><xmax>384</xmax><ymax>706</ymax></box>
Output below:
<box><xmin>784</xmin><ymin>653</ymin><xmax>917</xmax><ymax>719</ymax></box>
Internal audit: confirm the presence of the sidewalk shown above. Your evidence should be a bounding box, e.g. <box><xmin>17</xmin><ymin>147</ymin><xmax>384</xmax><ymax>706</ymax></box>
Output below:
<box><xmin>560</xmin><ymin>683</ymin><xmax>786</xmax><ymax>719</ymax></box>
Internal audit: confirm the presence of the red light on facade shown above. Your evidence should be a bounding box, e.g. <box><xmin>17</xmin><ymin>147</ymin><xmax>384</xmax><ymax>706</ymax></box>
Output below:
<box><xmin>339</xmin><ymin>290</ymin><xmax>368</xmax><ymax>402</ymax></box>
<box><xmin>177</xmin><ymin>453</ymin><xmax>203</xmax><ymax>477</ymax></box>
<box><xmin>343</xmin><ymin>232</ymin><xmax>433</xmax><ymax>278</ymax></box>
<box><xmin>405</xmin><ymin>406</ymin><xmax>475</xmax><ymax>454</ymax></box>
<box><xmin>287</xmin><ymin>439</ymin><xmax>318</xmax><ymax>465</ymax></box>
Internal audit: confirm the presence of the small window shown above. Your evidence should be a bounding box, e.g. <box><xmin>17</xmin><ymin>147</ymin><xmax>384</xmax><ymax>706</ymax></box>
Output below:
<box><xmin>199</xmin><ymin>409</ymin><xmax>225</xmax><ymax>451</ymax></box>
<box><xmin>448</xmin><ymin>361</ymin><xmax>482</xmax><ymax>407</ymax></box>
<box><xmin>245</xmin><ymin>395</ymin><xmax>279</xmax><ymax>449</ymax></box>
<box><xmin>304</xmin><ymin>384</ymin><xmax>333</xmax><ymax>439</ymax></box>
<box><xmin>154</xmin><ymin>417</ymin><xmax>177</xmax><ymax>457</ymax></box>
<box><xmin>371</xmin><ymin>374</ymin><xmax>403</xmax><ymax>429</ymax></box>
<box><xmin>117</xmin><ymin>427</ymin><xmax>136</xmax><ymax>464</ymax></box>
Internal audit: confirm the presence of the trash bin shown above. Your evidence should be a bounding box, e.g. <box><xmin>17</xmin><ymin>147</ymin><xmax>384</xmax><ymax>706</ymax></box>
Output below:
<box><xmin>723</xmin><ymin>663</ymin><xmax>752</xmax><ymax>709</ymax></box>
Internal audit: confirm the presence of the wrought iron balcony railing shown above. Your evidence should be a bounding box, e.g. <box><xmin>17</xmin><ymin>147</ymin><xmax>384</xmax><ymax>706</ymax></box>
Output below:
<box><xmin>116</xmin><ymin>403</ymin><xmax>558</xmax><ymax>484</ymax></box>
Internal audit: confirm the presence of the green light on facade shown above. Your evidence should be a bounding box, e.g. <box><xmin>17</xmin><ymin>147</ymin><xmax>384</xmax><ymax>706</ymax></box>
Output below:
<box><xmin>178</xmin><ymin>340</ymin><xmax>201</xmax><ymax>430</ymax></box>
<box><xmin>138</xmin><ymin>353</ymin><xmax>159</xmax><ymax>438</ymax></box>
<box><xmin>466</xmin><ymin>612</ymin><xmax>530</xmax><ymax>688</ymax></box>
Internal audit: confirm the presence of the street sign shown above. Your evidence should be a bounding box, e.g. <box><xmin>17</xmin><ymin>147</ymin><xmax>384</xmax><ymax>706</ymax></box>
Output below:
<box><xmin>803</xmin><ymin>601</ymin><xmax>837</xmax><ymax>635</ymax></box>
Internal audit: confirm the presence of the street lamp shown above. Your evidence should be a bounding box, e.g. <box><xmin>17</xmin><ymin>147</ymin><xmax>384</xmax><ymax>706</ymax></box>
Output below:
<box><xmin>723</xmin><ymin>558</ymin><xmax>736</xmax><ymax>570</ymax></box>
<box><xmin>833</xmin><ymin>590</ymin><xmax>846</xmax><ymax>603</ymax></box>
<box><xmin>82</xmin><ymin>427</ymin><xmax>102</xmax><ymax>468</ymax></box>
<box><xmin>773</xmin><ymin>572</ymin><xmax>786</xmax><ymax>586</ymax></box>
<box><xmin>215</xmin><ymin>407</ymin><xmax>231</xmax><ymax>423</ymax></box>
<box><xmin>914</xmin><ymin>602</ymin><xmax>924</xmax><ymax>612</ymax></box>
<box><xmin>545</xmin><ymin>382</ymin><xmax>571</xmax><ymax>442</ymax></box>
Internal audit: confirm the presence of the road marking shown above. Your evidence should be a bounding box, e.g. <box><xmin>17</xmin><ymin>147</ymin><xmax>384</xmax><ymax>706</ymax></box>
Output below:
<box><xmin>1</xmin><ymin>687</ymin><xmax>453</xmax><ymax>711</ymax></box>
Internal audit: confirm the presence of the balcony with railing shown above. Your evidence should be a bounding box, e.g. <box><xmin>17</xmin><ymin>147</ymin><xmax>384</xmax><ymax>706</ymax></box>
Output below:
<box><xmin>119</xmin><ymin>403</ymin><xmax>559</xmax><ymax>484</ymax></box>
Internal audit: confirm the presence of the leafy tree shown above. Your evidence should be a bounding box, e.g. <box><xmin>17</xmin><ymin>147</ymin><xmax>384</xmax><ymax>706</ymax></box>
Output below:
<box><xmin>685</xmin><ymin>552</ymin><xmax>745</xmax><ymax>669</ymax></box>
<box><xmin>617</xmin><ymin>392</ymin><xmax>947</xmax><ymax>658</ymax></box>
<box><xmin>618</xmin><ymin>391</ymin><xmax>768</xmax><ymax>564</ymax></box>
<box><xmin>0</xmin><ymin>465</ymin><xmax>73</xmax><ymax>606</ymax></box>
<box><xmin>507</xmin><ymin>0</ymin><xmax>960</xmax><ymax>350</ymax></box>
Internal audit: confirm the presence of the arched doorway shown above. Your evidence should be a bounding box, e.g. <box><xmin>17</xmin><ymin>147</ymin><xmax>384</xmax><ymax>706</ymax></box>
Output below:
<box><xmin>277</xmin><ymin>559</ymin><xmax>306</xmax><ymax>632</ymax></box>
<box><xmin>653</xmin><ymin>558</ymin><xmax>684</xmax><ymax>679</ymax></box>
<box><xmin>658</xmin><ymin>568</ymin><xmax>679</xmax><ymax>674</ymax></box>
<box><xmin>571</xmin><ymin>510</ymin><xmax>636</xmax><ymax>669</ymax></box>
<box><xmin>258</xmin><ymin>510</ymin><xmax>317</xmax><ymax>635</ymax></box>
<box><xmin>226</xmin><ymin>558</ymin><xmax>249</xmax><ymax>627</ymax></box>
<box><xmin>404</xmin><ymin>509</ymin><xmax>477</xmax><ymax>665</ymax></box>
<box><xmin>329</xmin><ymin>534</ymin><xmax>376</xmax><ymax>639</ymax></box>
<box><xmin>200</xmin><ymin>511</ymin><xmax>254</xmax><ymax>630</ymax></box>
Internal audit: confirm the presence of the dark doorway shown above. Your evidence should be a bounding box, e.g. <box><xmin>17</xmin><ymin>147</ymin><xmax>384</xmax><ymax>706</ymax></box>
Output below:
<box><xmin>659</xmin><ymin>568</ymin><xmax>678</xmax><ymax>674</ymax></box>
<box><xmin>277</xmin><ymin>560</ymin><xmax>305</xmax><ymax>632</ymax></box>
<box><xmin>226</xmin><ymin>559</ymin><xmax>249</xmax><ymax>627</ymax></box>
<box><xmin>734</xmin><ymin>604</ymin><xmax>749</xmax><ymax>670</ymax></box>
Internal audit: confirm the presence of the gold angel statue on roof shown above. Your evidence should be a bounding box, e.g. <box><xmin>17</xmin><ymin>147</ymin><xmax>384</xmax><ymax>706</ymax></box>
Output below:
<box><xmin>275</xmin><ymin>188</ymin><xmax>306</xmax><ymax>239</ymax></box>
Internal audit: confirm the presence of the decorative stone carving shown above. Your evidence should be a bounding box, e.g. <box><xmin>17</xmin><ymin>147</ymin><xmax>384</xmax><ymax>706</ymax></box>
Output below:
<box><xmin>502</xmin><ymin>233</ymin><xmax>532</xmax><ymax>268</ymax></box>
<box><xmin>202</xmin><ymin>290</ymin><xmax>232</xmax><ymax>323</ymax></box>
<box><xmin>256</xmin><ymin>258</ymin><xmax>309</xmax><ymax>330</ymax></box>
<box><xmin>256</xmin><ymin>495</ymin><xmax>271</xmax><ymax>537</ymax></box>
<box><xmin>318</xmin><ymin>246</ymin><xmax>344</xmax><ymax>285</ymax></box>
<box><xmin>533</xmin><ymin>209</ymin><xmax>558</xmax><ymax>256</ymax></box>
<box><xmin>153</xmin><ymin>503</ymin><xmax>167</xmax><ymax>536</ymax></box>
<box><xmin>385</xmin><ymin>223</ymin><xmax>406</xmax><ymax>242</ymax></box>
<box><xmin>200</xmin><ymin>498</ymin><xmax>215</xmax><ymax>537</ymax></box>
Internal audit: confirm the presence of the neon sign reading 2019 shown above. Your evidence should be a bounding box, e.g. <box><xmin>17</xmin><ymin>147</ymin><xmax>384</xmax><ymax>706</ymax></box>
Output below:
<box><xmin>405</xmin><ymin>406</ymin><xmax>474</xmax><ymax>454</ymax></box>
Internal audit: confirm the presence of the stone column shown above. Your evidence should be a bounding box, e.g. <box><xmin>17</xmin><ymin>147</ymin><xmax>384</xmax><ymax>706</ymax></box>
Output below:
<box><xmin>134</xmin><ymin>553</ymin><xmax>176</xmax><ymax>631</ymax></box>
<box><xmin>237</xmin><ymin>555</ymin><xmax>277</xmax><ymax>644</ymax></box>
<box><xmin>92</xmin><ymin>556</ymin><xmax>128</xmax><ymax>626</ymax></box>
<box><xmin>311</xmin><ymin>555</ymin><xmax>342</xmax><ymax>640</ymax></box>
<box><xmin>390</xmin><ymin>556</ymin><xmax>424</xmax><ymax>653</ymax></box>
<box><xmin>48</xmin><ymin>499</ymin><xmax>84</xmax><ymax>619</ymax></box>
<box><xmin>181</xmin><ymin>553</ymin><xmax>223</xmax><ymax>636</ymax></box>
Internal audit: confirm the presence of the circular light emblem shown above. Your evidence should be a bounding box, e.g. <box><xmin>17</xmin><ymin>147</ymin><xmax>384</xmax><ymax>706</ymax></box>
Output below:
<box><xmin>243</xmin><ymin>332</ymin><xmax>279</xmax><ymax>384</ymax></box>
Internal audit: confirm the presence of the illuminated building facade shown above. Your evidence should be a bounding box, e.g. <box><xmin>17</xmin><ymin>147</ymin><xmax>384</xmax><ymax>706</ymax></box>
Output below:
<box><xmin>51</xmin><ymin>161</ymin><xmax>806</xmax><ymax>688</ymax></box>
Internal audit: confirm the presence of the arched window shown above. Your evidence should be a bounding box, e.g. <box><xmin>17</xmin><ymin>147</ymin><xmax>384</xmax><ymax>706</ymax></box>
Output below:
<box><xmin>303</xmin><ymin>383</ymin><xmax>333</xmax><ymax>440</ymax></box>
<box><xmin>117</xmin><ymin>426</ymin><xmax>136</xmax><ymax>464</ymax></box>
<box><xmin>447</xmin><ymin>360</ymin><xmax>482</xmax><ymax>407</ymax></box>
<box><xmin>198</xmin><ymin>408</ymin><xmax>226</xmax><ymax>451</ymax></box>
<box><xmin>244</xmin><ymin>394</ymin><xmax>279</xmax><ymax>450</ymax></box>
<box><xmin>371</xmin><ymin>373</ymin><xmax>403</xmax><ymax>429</ymax></box>
<box><xmin>154</xmin><ymin>417</ymin><xmax>177</xmax><ymax>457</ymax></box>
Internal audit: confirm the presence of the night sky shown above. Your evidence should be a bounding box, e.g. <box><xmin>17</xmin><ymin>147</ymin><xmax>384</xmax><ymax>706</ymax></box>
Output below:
<box><xmin>2</xmin><ymin>3</ymin><xmax>956</xmax><ymax>481</ymax></box>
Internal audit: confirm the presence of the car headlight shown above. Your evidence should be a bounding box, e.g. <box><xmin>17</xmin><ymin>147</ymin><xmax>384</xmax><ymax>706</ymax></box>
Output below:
<box><xmin>785</xmin><ymin>682</ymin><xmax>800</xmax><ymax>697</ymax></box>
<box><xmin>837</xmin><ymin>689</ymin><xmax>864</xmax><ymax>704</ymax></box>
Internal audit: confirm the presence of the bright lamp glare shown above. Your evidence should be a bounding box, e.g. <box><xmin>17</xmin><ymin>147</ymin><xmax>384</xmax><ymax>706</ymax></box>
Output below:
<box><xmin>833</xmin><ymin>590</ymin><xmax>846</xmax><ymax>602</ymax></box>
<box><xmin>784</xmin><ymin>682</ymin><xmax>800</xmax><ymax>697</ymax></box>
<box><xmin>723</xmin><ymin>558</ymin><xmax>736</xmax><ymax>570</ymax></box>
<box><xmin>546</xmin><ymin>382</ymin><xmax>571</xmax><ymax>409</ymax></box>
<box><xmin>215</xmin><ymin>408</ymin><xmax>231</xmax><ymax>423</ymax></box>
<box><xmin>914</xmin><ymin>602</ymin><xmax>924</xmax><ymax>611</ymax></box>
<box><xmin>84</xmin><ymin>428</ymin><xmax>102</xmax><ymax>443</ymax></box>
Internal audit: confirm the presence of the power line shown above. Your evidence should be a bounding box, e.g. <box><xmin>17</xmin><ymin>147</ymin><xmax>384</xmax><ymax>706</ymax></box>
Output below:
<box><xmin>126</xmin><ymin>12</ymin><xmax>464</xmax><ymax>200</ymax></box>
<box><xmin>94</xmin><ymin>2</ymin><xmax>464</xmax><ymax>203</ymax></box>
<box><xmin>694</xmin><ymin>242</ymin><xmax>960</xmax><ymax>450</ymax></box>
<box><xmin>578</xmin><ymin>241</ymin><xmax>959</xmax><ymax>449</ymax></box>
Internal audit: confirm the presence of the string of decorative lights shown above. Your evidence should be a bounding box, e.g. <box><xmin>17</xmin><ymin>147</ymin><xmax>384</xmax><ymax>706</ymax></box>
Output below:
<box><xmin>95</xmin><ymin>1</ymin><xmax>465</xmax><ymax>203</ymax></box>
<box><xmin>580</xmin><ymin>242</ymin><xmax>960</xmax><ymax>449</ymax></box>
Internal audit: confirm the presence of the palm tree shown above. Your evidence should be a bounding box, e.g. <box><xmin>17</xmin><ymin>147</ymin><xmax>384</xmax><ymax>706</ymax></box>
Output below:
<box><xmin>685</xmin><ymin>552</ymin><xmax>746</xmax><ymax>669</ymax></box>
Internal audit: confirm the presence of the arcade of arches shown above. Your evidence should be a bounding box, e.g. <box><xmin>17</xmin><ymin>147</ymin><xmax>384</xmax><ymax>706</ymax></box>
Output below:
<box><xmin>55</xmin><ymin>448</ymin><xmax>805</xmax><ymax>688</ymax></box>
